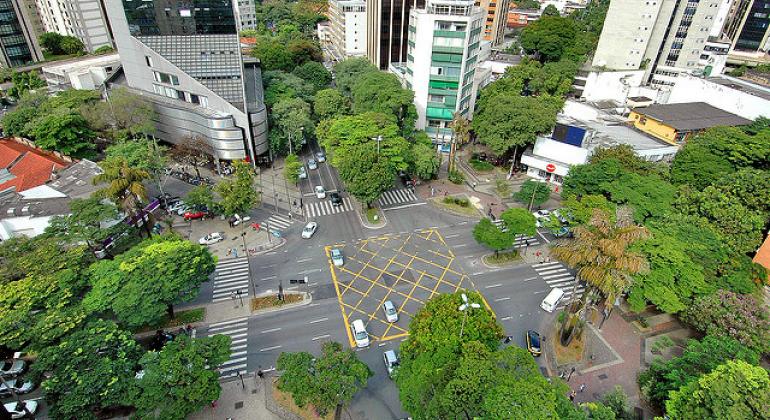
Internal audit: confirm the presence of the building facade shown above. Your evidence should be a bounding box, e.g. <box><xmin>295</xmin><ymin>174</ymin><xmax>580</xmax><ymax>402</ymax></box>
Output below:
<box><xmin>328</xmin><ymin>0</ymin><xmax>367</xmax><ymax>61</ymax></box>
<box><xmin>367</xmin><ymin>0</ymin><xmax>426</xmax><ymax>69</ymax></box>
<box><xmin>592</xmin><ymin>0</ymin><xmax>721</xmax><ymax>88</ymax></box>
<box><xmin>41</xmin><ymin>53</ymin><xmax>120</xmax><ymax>92</ymax></box>
<box><xmin>476</xmin><ymin>0</ymin><xmax>510</xmax><ymax>45</ymax></box>
<box><xmin>235</xmin><ymin>0</ymin><xmax>258</xmax><ymax>30</ymax></box>
<box><xmin>723</xmin><ymin>0</ymin><xmax>770</xmax><ymax>52</ymax></box>
<box><xmin>0</xmin><ymin>0</ymin><xmax>44</xmax><ymax>67</ymax></box>
<box><xmin>35</xmin><ymin>0</ymin><xmax>113</xmax><ymax>53</ymax></box>
<box><xmin>104</xmin><ymin>0</ymin><xmax>268</xmax><ymax>163</ymax></box>
<box><xmin>399</xmin><ymin>0</ymin><xmax>484</xmax><ymax>141</ymax></box>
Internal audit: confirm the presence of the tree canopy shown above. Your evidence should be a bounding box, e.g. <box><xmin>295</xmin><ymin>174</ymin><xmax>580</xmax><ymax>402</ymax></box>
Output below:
<box><xmin>215</xmin><ymin>160</ymin><xmax>259</xmax><ymax>216</ymax></box>
<box><xmin>351</xmin><ymin>71</ymin><xmax>417</xmax><ymax>135</ymax></box>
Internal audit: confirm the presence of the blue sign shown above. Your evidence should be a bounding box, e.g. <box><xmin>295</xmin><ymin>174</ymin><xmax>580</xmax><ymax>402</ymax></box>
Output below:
<box><xmin>270</xmin><ymin>229</ymin><xmax>282</xmax><ymax>238</ymax></box>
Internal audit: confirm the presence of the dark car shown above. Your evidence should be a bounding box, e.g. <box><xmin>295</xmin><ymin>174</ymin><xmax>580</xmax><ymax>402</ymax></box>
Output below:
<box><xmin>330</xmin><ymin>192</ymin><xmax>342</xmax><ymax>206</ymax></box>
<box><xmin>398</xmin><ymin>171</ymin><xmax>414</xmax><ymax>188</ymax></box>
<box><xmin>526</xmin><ymin>330</ymin><xmax>542</xmax><ymax>356</ymax></box>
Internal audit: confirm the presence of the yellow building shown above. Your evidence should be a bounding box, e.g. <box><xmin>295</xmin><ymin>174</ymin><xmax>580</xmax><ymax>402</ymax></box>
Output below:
<box><xmin>629</xmin><ymin>102</ymin><xmax>751</xmax><ymax>145</ymax></box>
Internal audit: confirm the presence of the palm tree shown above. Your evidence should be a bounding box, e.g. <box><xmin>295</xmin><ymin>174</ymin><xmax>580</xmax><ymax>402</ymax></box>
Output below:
<box><xmin>92</xmin><ymin>156</ymin><xmax>152</xmax><ymax>236</ymax></box>
<box><xmin>550</xmin><ymin>208</ymin><xmax>649</xmax><ymax>344</ymax></box>
<box><xmin>448</xmin><ymin>112</ymin><xmax>470</xmax><ymax>172</ymax></box>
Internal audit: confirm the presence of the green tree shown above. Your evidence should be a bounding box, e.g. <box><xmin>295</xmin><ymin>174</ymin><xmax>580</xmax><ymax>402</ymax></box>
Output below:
<box><xmin>7</xmin><ymin>71</ymin><xmax>46</xmax><ymax>98</ymax></box>
<box><xmin>551</xmin><ymin>209</ymin><xmax>649</xmax><ymax>310</ymax></box>
<box><xmin>313</xmin><ymin>88</ymin><xmax>349</xmax><ymax>119</ymax></box>
<box><xmin>292</xmin><ymin>61</ymin><xmax>331</xmax><ymax>91</ymax></box>
<box><xmin>277</xmin><ymin>342</ymin><xmax>372</xmax><ymax>416</ymax></box>
<box><xmin>520</xmin><ymin>16</ymin><xmax>578</xmax><ymax>62</ymax></box>
<box><xmin>252</xmin><ymin>36</ymin><xmax>294</xmax><ymax>71</ymax></box>
<box><xmin>682</xmin><ymin>290</ymin><xmax>770</xmax><ymax>354</ymax></box>
<box><xmin>60</xmin><ymin>36</ymin><xmax>85</xmax><ymax>55</ymax></box>
<box><xmin>84</xmin><ymin>235</ymin><xmax>216</xmax><ymax>328</ymax></box>
<box><xmin>169</xmin><ymin>136</ymin><xmax>213</xmax><ymax>179</ymax></box>
<box><xmin>603</xmin><ymin>171</ymin><xmax>675</xmax><ymax>222</ymax></box>
<box><xmin>472</xmin><ymin>93</ymin><xmax>561</xmax><ymax>156</ymax></box>
<box><xmin>133</xmin><ymin>335</ymin><xmax>231</xmax><ymax>420</ymax></box>
<box><xmin>46</xmin><ymin>197</ymin><xmax>120</xmax><ymax>254</ymax></box>
<box><xmin>263</xmin><ymin>70</ymin><xmax>316</xmax><ymax>108</ymax></box>
<box><xmin>1</xmin><ymin>106</ymin><xmax>38</xmax><ymax>137</ymax></box>
<box><xmin>665</xmin><ymin>360</ymin><xmax>770</xmax><ymax>420</ymax></box>
<box><xmin>271</xmin><ymin>97</ymin><xmax>314</xmax><ymax>155</ymax></box>
<box><xmin>336</xmin><ymin>144</ymin><xmax>394</xmax><ymax>206</ymax></box>
<box><xmin>542</xmin><ymin>4</ymin><xmax>560</xmax><ymax>16</ymax></box>
<box><xmin>30</xmin><ymin>320</ymin><xmax>144</xmax><ymax>420</ymax></box>
<box><xmin>563</xmin><ymin>159</ymin><xmax>625</xmax><ymax>198</ymax></box>
<box><xmin>410</xmin><ymin>137</ymin><xmax>440</xmax><ymax>180</ymax></box>
<box><xmin>283</xmin><ymin>153</ymin><xmax>302</xmax><ymax>184</ymax></box>
<box><xmin>39</xmin><ymin>32</ymin><xmax>64</xmax><ymax>54</ymax></box>
<box><xmin>333</xmin><ymin>57</ymin><xmax>378</xmax><ymax>96</ymax></box>
<box><xmin>638</xmin><ymin>335</ymin><xmax>760</xmax><ymax>411</ymax></box>
<box><xmin>105</xmin><ymin>138</ymin><xmax>168</xmax><ymax>194</ymax></box>
<box><xmin>473</xmin><ymin>218</ymin><xmax>515</xmax><ymax>257</ymax></box>
<box><xmin>600</xmin><ymin>386</ymin><xmax>630</xmax><ymax>420</ymax></box>
<box><xmin>288</xmin><ymin>38</ymin><xmax>322</xmax><ymax>65</ymax></box>
<box><xmin>513</xmin><ymin>180</ymin><xmax>552</xmax><ymax>207</ymax></box>
<box><xmin>30</xmin><ymin>111</ymin><xmax>95</xmax><ymax>157</ymax></box>
<box><xmin>92</xmin><ymin>156</ymin><xmax>151</xmax><ymax>235</ymax></box>
<box><xmin>559</xmin><ymin>194</ymin><xmax>616</xmax><ymax>227</ymax></box>
<box><xmin>99</xmin><ymin>87</ymin><xmax>156</xmax><ymax>138</ymax></box>
<box><xmin>589</xmin><ymin>145</ymin><xmax>662</xmax><ymax>176</ymax></box>
<box><xmin>94</xmin><ymin>45</ymin><xmax>115</xmax><ymax>55</ymax></box>
<box><xmin>351</xmin><ymin>71</ymin><xmax>417</xmax><ymax>135</ymax></box>
<box><xmin>215</xmin><ymin>160</ymin><xmax>259</xmax><ymax>216</ymax></box>
<box><xmin>185</xmin><ymin>185</ymin><xmax>215</xmax><ymax>210</ymax></box>
<box><xmin>499</xmin><ymin>207</ymin><xmax>537</xmax><ymax>237</ymax></box>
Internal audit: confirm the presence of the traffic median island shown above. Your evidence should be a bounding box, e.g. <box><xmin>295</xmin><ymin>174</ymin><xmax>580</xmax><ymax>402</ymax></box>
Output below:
<box><xmin>250</xmin><ymin>291</ymin><xmax>312</xmax><ymax>315</ymax></box>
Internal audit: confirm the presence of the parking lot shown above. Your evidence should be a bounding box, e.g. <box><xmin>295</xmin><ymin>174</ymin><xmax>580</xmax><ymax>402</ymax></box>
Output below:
<box><xmin>326</xmin><ymin>229</ymin><xmax>490</xmax><ymax>347</ymax></box>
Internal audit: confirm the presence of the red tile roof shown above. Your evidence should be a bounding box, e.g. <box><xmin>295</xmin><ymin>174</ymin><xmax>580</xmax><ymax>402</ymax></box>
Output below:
<box><xmin>754</xmin><ymin>234</ymin><xmax>770</xmax><ymax>283</ymax></box>
<box><xmin>0</xmin><ymin>139</ymin><xmax>69</xmax><ymax>192</ymax></box>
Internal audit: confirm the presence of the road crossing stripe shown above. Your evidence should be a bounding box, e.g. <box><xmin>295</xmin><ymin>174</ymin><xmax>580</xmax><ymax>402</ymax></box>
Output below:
<box><xmin>216</xmin><ymin>260</ymin><xmax>249</xmax><ymax>269</ymax></box>
<box><xmin>208</xmin><ymin>326</ymin><xmax>248</xmax><ymax>335</ymax></box>
<box><xmin>214</xmin><ymin>277</ymin><xmax>250</xmax><ymax>287</ymax></box>
<box><xmin>215</xmin><ymin>272</ymin><xmax>250</xmax><ymax>282</ymax></box>
<box><xmin>539</xmin><ymin>268</ymin><xmax>568</xmax><ymax>276</ymax></box>
<box><xmin>221</xmin><ymin>364</ymin><xmax>247</xmax><ymax>373</ymax></box>
<box><xmin>544</xmin><ymin>273</ymin><xmax>574</xmax><ymax>280</ymax></box>
<box><xmin>534</xmin><ymin>262</ymin><xmax>562</xmax><ymax>268</ymax></box>
<box><xmin>208</xmin><ymin>317</ymin><xmax>249</xmax><ymax>328</ymax></box>
<box><xmin>220</xmin><ymin>357</ymin><xmax>247</xmax><ymax>366</ymax></box>
<box><xmin>212</xmin><ymin>284</ymin><xmax>250</xmax><ymax>294</ymax></box>
<box><xmin>213</xmin><ymin>294</ymin><xmax>249</xmax><ymax>303</ymax></box>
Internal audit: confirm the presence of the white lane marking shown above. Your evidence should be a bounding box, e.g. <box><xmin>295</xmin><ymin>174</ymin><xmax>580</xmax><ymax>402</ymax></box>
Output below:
<box><xmin>521</xmin><ymin>276</ymin><xmax>539</xmax><ymax>282</ymax></box>
<box><xmin>309</xmin><ymin>317</ymin><xmax>328</xmax><ymax>324</ymax></box>
<box><xmin>312</xmin><ymin>334</ymin><xmax>331</xmax><ymax>341</ymax></box>
<box><xmin>501</xmin><ymin>316</ymin><xmax>512</xmax><ymax>321</ymax></box>
<box><xmin>382</xmin><ymin>202</ymin><xmax>427</xmax><ymax>211</ymax></box>
<box><xmin>260</xmin><ymin>345</ymin><xmax>283</xmax><ymax>352</ymax></box>
<box><xmin>444</xmin><ymin>234</ymin><xmax>460</xmax><ymax>239</ymax></box>
<box><xmin>261</xmin><ymin>327</ymin><xmax>282</xmax><ymax>334</ymax></box>
<box><xmin>537</xmin><ymin>229</ymin><xmax>551</xmax><ymax>244</ymax></box>
<box><xmin>494</xmin><ymin>297</ymin><xmax>511</xmax><ymax>302</ymax></box>
<box><xmin>297</xmin><ymin>258</ymin><xmax>312</xmax><ymax>263</ymax></box>
<box><xmin>208</xmin><ymin>317</ymin><xmax>249</xmax><ymax>328</ymax></box>
<box><xmin>454</xmin><ymin>243</ymin><xmax>469</xmax><ymax>248</ymax></box>
<box><xmin>485</xmin><ymin>283</ymin><xmax>503</xmax><ymax>289</ymax></box>
<box><xmin>260</xmin><ymin>275</ymin><xmax>277</xmax><ymax>281</ymax></box>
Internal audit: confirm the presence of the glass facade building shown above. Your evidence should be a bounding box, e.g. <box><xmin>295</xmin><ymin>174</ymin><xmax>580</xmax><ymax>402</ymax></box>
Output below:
<box><xmin>0</xmin><ymin>0</ymin><xmax>43</xmax><ymax>67</ymax></box>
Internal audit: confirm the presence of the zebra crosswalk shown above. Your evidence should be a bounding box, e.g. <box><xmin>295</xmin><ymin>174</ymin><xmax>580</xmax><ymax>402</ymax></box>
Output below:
<box><xmin>206</xmin><ymin>317</ymin><xmax>249</xmax><ymax>378</ymax></box>
<box><xmin>212</xmin><ymin>257</ymin><xmax>251</xmax><ymax>303</ymax></box>
<box><xmin>492</xmin><ymin>220</ymin><xmax>540</xmax><ymax>248</ymax></box>
<box><xmin>378</xmin><ymin>188</ymin><xmax>418</xmax><ymax>207</ymax></box>
<box><xmin>304</xmin><ymin>197</ymin><xmax>354</xmax><ymax>218</ymax></box>
<box><xmin>264</xmin><ymin>214</ymin><xmax>293</xmax><ymax>231</ymax></box>
<box><xmin>532</xmin><ymin>261</ymin><xmax>584</xmax><ymax>308</ymax></box>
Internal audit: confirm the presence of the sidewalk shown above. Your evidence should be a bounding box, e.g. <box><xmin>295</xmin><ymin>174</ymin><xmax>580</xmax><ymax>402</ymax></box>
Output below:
<box><xmin>188</xmin><ymin>373</ymin><xmax>279</xmax><ymax>420</ymax></box>
<box><xmin>167</xmin><ymin>214</ymin><xmax>282</xmax><ymax>259</ymax></box>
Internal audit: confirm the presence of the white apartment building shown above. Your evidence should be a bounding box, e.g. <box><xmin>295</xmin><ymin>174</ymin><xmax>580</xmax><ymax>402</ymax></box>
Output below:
<box><xmin>35</xmin><ymin>0</ymin><xmax>113</xmax><ymax>53</ymax></box>
<box><xmin>328</xmin><ymin>0</ymin><xmax>367</xmax><ymax>61</ymax></box>
<box><xmin>392</xmin><ymin>0</ymin><xmax>484</xmax><ymax>143</ymax></box>
<box><xmin>235</xmin><ymin>0</ymin><xmax>258</xmax><ymax>30</ymax></box>
<box><xmin>41</xmin><ymin>53</ymin><xmax>120</xmax><ymax>92</ymax></box>
<box><xmin>592</xmin><ymin>0</ymin><xmax>723</xmax><ymax>88</ymax></box>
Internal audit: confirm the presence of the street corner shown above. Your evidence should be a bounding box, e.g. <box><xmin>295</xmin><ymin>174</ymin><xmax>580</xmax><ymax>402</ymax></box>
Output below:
<box><xmin>325</xmin><ymin>229</ymin><xmax>485</xmax><ymax>348</ymax></box>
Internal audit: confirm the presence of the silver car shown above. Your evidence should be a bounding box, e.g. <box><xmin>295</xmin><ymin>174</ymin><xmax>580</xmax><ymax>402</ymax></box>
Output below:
<box><xmin>0</xmin><ymin>378</ymin><xmax>34</xmax><ymax>397</ymax></box>
<box><xmin>307</xmin><ymin>159</ymin><xmax>318</xmax><ymax>170</ymax></box>
<box><xmin>316</xmin><ymin>151</ymin><xmax>326</xmax><ymax>162</ymax></box>
<box><xmin>0</xmin><ymin>360</ymin><xmax>25</xmax><ymax>377</ymax></box>
<box><xmin>383</xmin><ymin>301</ymin><xmax>399</xmax><ymax>323</ymax></box>
<box><xmin>301</xmin><ymin>222</ymin><xmax>318</xmax><ymax>239</ymax></box>
<box><xmin>4</xmin><ymin>400</ymin><xmax>38</xmax><ymax>420</ymax></box>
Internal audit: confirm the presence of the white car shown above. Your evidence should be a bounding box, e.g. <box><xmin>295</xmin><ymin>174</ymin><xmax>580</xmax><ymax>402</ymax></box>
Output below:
<box><xmin>331</xmin><ymin>248</ymin><xmax>344</xmax><ymax>266</ymax></box>
<box><xmin>316</xmin><ymin>151</ymin><xmax>326</xmax><ymax>162</ymax></box>
<box><xmin>298</xmin><ymin>166</ymin><xmax>307</xmax><ymax>179</ymax></box>
<box><xmin>167</xmin><ymin>201</ymin><xmax>186</xmax><ymax>214</ymax></box>
<box><xmin>532</xmin><ymin>209</ymin><xmax>551</xmax><ymax>218</ymax></box>
<box><xmin>4</xmin><ymin>400</ymin><xmax>38</xmax><ymax>420</ymax></box>
<box><xmin>231</xmin><ymin>214</ymin><xmax>251</xmax><ymax>226</ymax></box>
<box><xmin>198</xmin><ymin>232</ymin><xmax>224</xmax><ymax>245</ymax></box>
<box><xmin>315</xmin><ymin>185</ymin><xmax>326</xmax><ymax>199</ymax></box>
<box><xmin>0</xmin><ymin>378</ymin><xmax>34</xmax><ymax>398</ymax></box>
<box><xmin>383</xmin><ymin>301</ymin><xmax>399</xmax><ymax>323</ymax></box>
<box><xmin>301</xmin><ymin>222</ymin><xmax>318</xmax><ymax>239</ymax></box>
<box><xmin>308</xmin><ymin>159</ymin><xmax>318</xmax><ymax>170</ymax></box>
<box><xmin>0</xmin><ymin>360</ymin><xmax>25</xmax><ymax>377</ymax></box>
<box><xmin>351</xmin><ymin>319</ymin><xmax>370</xmax><ymax>348</ymax></box>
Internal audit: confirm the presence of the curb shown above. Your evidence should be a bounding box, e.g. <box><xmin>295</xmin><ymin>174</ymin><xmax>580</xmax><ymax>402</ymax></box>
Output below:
<box><xmin>249</xmin><ymin>237</ymin><xmax>287</xmax><ymax>255</ymax></box>
<box><xmin>427</xmin><ymin>196</ymin><xmax>483</xmax><ymax>219</ymax></box>
<box><xmin>350</xmin><ymin>195</ymin><xmax>387</xmax><ymax>230</ymax></box>
<box><xmin>250</xmin><ymin>292</ymin><xmax>313</xmax><ymax>316</ymax></box>
<box><xmin>479</xmin><ymin>252</ymin><xmax>525</xmax><ymax>269</ymax></box>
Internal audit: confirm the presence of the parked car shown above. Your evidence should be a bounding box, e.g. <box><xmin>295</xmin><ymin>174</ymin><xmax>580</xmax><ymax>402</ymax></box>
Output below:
<box><xmin>330</xmin><ymin>192</ymin><xmax>342</xmax><ymax>206</ymax></box>
<box><xmin>351</xmin><ymin>319</ymin><xmax>370</xmax><ymax>348</ymax></box>
<box><xmin>0</xmin><ymin>378</ymin><xmax>34</xmax><ymax>397</ymax></box>
<box><xmin>316</xmin><ymin>151</ymin><xmax>326</xmax><ymax>162</ymax></box>
<box><xmin>526</xmin><ymin>330</ymin><xmax>542</xmax><ymax>356</ymax></box>
<box><xmin>183</xmin><ymin>210</ymin><xmax>209</xmax><ymax>221</ymax></box>
<box><xmin>0</xmin><ymin>359</ymin><xmax>25</xmax><ymax>377</ymax></box>
<box><xmin>4</xmin><ymin>400</ymin><xmax>38</xmax><ymax>419</ymax></box>
<box><xmin>315</xmin><ymin>185</ymin><xmax>326</xmax><ymax>199</ymax></box>
<box><xmin>331</xmin><ymin>248</ymin><xmax>344</xmax><ymax>266</ymax></box>
<box><xmin>551</xmin><ymin>226</ymin><xmax>571</xmax><ymax>238</ymax></box>
<box><xmin>231</xmin><ymin>214</ymin><xmax>251</xmax><ymax>226</ymax></box>
<box><xmin>301</xmin><ymin>222</ymin><xmax>318</xmax><ymax>239</ymax></box>
<box><xmin>168</xmin><ymin>201</ymin><xmax>186</xmax><ymax>214</ymax></box>
<box><xmin>383</xmin><ymin>350</ymin><xmax>399</xmax><ymax>378</ymax></box>
<box><xmin>199</xmin><ymin>232</ymin><xmax>224</xmax><ymax>245</ymax></box>
<box><xmin>382</xmin><ymin>301</ymin><xmax>399</xmax><ymax>323</ymax></box>
<box><xmin>532</xmin><ymin>209</ymin><xmax>551</xmax><ymax>218</ymax></box>
<box><xmin>298</xmin><ymin>166</ymin><xmax>308</xmax><ymax>180</ymax></box>
<box><xmin>307</xmin><ymin>159</ymin><xmax>318</xmax><ymax>170</ymax></box>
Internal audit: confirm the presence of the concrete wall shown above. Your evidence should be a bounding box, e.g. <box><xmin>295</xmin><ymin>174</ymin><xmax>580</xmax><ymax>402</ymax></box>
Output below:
<box><xmin>666</xmin><ymin>74</ymin><xmax>770</xmax><ymax>120</ymax></box>
<box><xmin>580</xmin><ymin>70</ymin><xmax>646</xmax><ymax>102</ymax></box>
<box><xmin>592</xmin><ymin>0</ymin><xmax>663</xmax><ymax>69</ymax></box>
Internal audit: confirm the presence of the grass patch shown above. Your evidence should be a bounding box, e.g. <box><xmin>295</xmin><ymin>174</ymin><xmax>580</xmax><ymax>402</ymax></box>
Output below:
<box><xmin>431</xmin><ymin>197</ymin><xmax>478</xmax><ymax>216</ymax></box>
<box><xmin>552</xmin><ymin>322</ymin><xmax>586</xmax><ymax>366</ymax></box>
<box><xmin>469</xmin><ymin>159</ymin><xmax>495</xmax><ymax>172</ymax></box>
<box><xmin>273</xmin><ymin>382</ymin><xmax>334</xmax><ymax>420</ymax></box>
<box><xmin>448</xmin><ymin>169</ymin><xmax>465</xmax><ymax>184</ymax></box>
<box><xmin>366</xmin><ymin>207</ymin><xmax>382</xmax><ymax>224</ymax></box>
<box><xmin>483</xmin><ymin>250</ymin><xmax>521</xmax><ymax>265</ymax></box>
<box><xmin>443</xmin><ymin>196</ymin><xmax>470</xmax><ymax>207</ymax></box>
<box><xmin>132</xmin><ymin>308</ymin><xmax>205</xmax><ymax>333</ymax></box>
<box><xmin>251</xmin><ymin>293</ymin><xmax>304</xmax><ymax>311</ymax></box>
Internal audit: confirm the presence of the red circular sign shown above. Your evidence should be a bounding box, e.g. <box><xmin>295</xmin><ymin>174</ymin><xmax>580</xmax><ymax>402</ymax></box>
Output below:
<box><xmin>545</xmin><ymin>163</ymin><xmax>556</xmax><ymax>173</ymax></box>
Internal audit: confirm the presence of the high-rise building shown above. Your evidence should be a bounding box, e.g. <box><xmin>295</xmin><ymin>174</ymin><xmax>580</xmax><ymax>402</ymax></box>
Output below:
<box><xmin>104</xmin><ymin>0</ymin><xmax>268</xmax><ymax>163</ymax></box>
<box><xmin>723</xmin><ymin>0</ymin><xmax>770</xmax><ymax>52</ymax></box>
<box><xmin>235</xmin><ymin>0</ymin><xmax>258</xmax><ymax>31</ymax></box>
<box><xmin>476</xmin><ymin>0</ymin><xmax>510</xmax><ymax>45</ymax></box>
<box><xmin>397</xmin><ymin>0</ymin><xmax>484</xmax><ymax>141</ymax></box>
<box><xmin>367</xmin><ymin>0</ymin><xmax>426</xmax><ymax>69</ymax></box>
<box><xmin>35</xmin><ymin>0</ymin><xmax>113</xmax><ymax>53</ymax></box>
<box><xmin>328</xmin><ymin>0</ymin><xmax>367</xmax><ymax>61</ymax></box>
<box><xmin>0</xmin><ymin>0</ymin><xmax>44</xmax><ymax>67</ymax></box>
<box><xmin>592</xmin><ymin>0</ymin><xmax>721</xmax><ymax>87</ymax></box>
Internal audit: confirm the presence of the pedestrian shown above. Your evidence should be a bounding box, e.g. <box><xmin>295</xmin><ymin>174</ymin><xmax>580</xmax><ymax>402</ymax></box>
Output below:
<box><xmin>579</xmin><ymin>383</ymin><xmax>586</xmax><ymax>393</ymax></box>
<box><xmin>226</xmin><ymin>248</ymin><xmax>232</xmax><ymax>257</ymax></box>
<box><xmin>569</xmin><ymin>390</ymin><xmax>576</xmax><ymax>402</ymax></box>
<box><xmin>233</xmin><ymin>248</ymin><xmax>238</xmax><ymax>258</ymax></box>
<box><xmin>257</xmin><ymin>369</ymin><xmax>264</xmax><ymax>379</ymax></box>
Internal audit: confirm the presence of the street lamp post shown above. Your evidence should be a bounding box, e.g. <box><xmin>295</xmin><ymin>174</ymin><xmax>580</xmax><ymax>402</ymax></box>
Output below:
<box><xmin>458</xmin><ymin>293</ymin><xmax>481</xmax><ymax>338</ymax></box>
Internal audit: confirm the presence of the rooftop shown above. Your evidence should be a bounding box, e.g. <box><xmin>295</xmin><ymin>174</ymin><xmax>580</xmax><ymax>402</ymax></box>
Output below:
<box><xmin>705</xmin><ymin>75</ymin><xmax>770</xmax><ymax>101</ymax></box>
<box><xmin>0</xmin><ymin>139</ymin><xmax>69</xmax><ymax>193</ymax></box>
<box><xmin>631</xmin><ymin>102</ymin><xmax>752</xmax><ymax>132</ymax></box>
<box><xmin>41</xmin><ymin>53</ymin><xmax>120</xmax><ymax>75</ymax></box>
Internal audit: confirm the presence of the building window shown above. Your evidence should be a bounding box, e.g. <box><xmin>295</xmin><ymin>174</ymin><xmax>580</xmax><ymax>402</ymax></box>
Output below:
<box><xmin>145</xmin><ymin>55</ymin><xmax>153</xmax><ymax>67</ymax></box>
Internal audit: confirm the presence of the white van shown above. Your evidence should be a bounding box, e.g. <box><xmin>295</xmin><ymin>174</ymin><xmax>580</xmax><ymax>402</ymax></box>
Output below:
<box><xmin>351</xmin><ymin>319</ymin><xmax>370</xmax><ymax>348</ymax></box>
<box><xmin>540</xmin><ymin>287</ymin><xmax>565</xmax><ymax>312</ymax></box>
